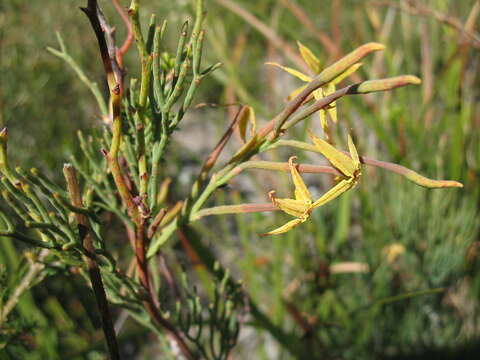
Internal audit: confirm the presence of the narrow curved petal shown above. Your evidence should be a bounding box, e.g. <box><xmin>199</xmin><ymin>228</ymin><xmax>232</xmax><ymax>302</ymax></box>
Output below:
<box><xmin>323</xmin><ymin>82</ymin><xmax>337</xmax><ymax>123</ymax></box>
<box><xmin>309</xmin><ymin>132</ymin><xmax>356</xmax><ymax>177</ymax></box>
<box><xmin>289</xmin><ymin>157</ymin><xmax>312</xmax><ymax>202</ymax></box>
<box><xmin>331</xmin><ymin>63</ymin><xmax>363</xmax><ymax>85</ymax></box>
<box><xmin>261</xmin><ymin>217</ymin><xmax>306</xmax><ymax>236</ymax></box>
<box><xmin>296</xmin><ymin>41</ymin><xmax>321</xmax><ymax>73</ymax></box>
<box><xmin>287</xmin><ymin>84</ymin><xmax>308</xmax><ymax>101</ymax></box>
<box><xmin>265</xmin><ymin>62</ymin><xmax>312</xmax><ymax>82</ymax></box>
<box><xmin>312</xmin><ymin>179</ymin><xmax>354</xmax><ymax>208</ymax></box>
<box><xmin>347</xmin><ymin>134</ymin><xmax>361</xmax><ymax>168</ymax></box>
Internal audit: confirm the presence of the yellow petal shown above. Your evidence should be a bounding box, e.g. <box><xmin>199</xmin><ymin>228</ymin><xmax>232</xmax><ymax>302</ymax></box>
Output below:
<box><xmin>327</xmin><ymin>105</ymin><xmax>337</xmax><ymax>124</ymax></box>
<box><xmin>238</xmin><ymin>106</ymin><xmax>256</xmax><ymax>143</ymax></box>
<box><xmin>287</xmin><ymin>84</ymin><xmax>308</xmax><ymax>101</ymax></box>
<box><xmin>331</xmin><ymin>63</ymin><xmax>363</xmax><ymax>85</ymax></box>
<box><xmin>347</xmin><ymin>134</ymin><xmax>360</xmax><ymax>168</ymax></box>
<box><xmin>230</xmin><ymin>134</ymin><xmax>259</xmax><ymax>163</ymax></box>
<box><xmin>312</xmin><ymin>179</ymin><xmax>354</xmax><ymax>208</ymax></box>
<box><xmin>322</xmin><ymin>82</ymin><xmax>336</xmax><ymax>97</ymax></box>
<box><xmin>261</xmin><ymin>217</ymin><xmax>306</xmax><ymax>236</ymax></box>
<box><xmin>320</xmin><ymin>82</ymin><xmax>337</xmax><ymax>124</ymax></box>
<box><xmin>319</xmin><ymin>110</ymin><xmax>328</xmax><ymax>133</ymax></box>
<box><xmin>272</xmin><ymin>197</ymin><xmax>311</xmax><ymax>218</ymax></box>
<box><xmin>265</xmin><ymin>62</ymin><xmax>312</xmax><ymax>82</ymax></box>
<box><xmin>312</xmin><ymin>88</ymin><xmax>324</xmax><ymax>100</ymax></box>
<box><xmin>289</xmin><ymin>157</ymin><xmax>312</xmax><ymax>202</ymax></box>
<box><xmin>296</xmin><ymin>41</ymin><xmax>321</xmax><ymax>73</ymax></box>
<box><xmin>309</xmin><ymin>132</ymin><xmax>356</xmax><ymax>177</ymax></box>
<box><xmin>382</xmin><ymin>243</ymin><xmax>406</xmax><ymax>264</ymax></box>
<box><xmin>312</xmin><ymin>88</ymin><xmax>330</xmax><ymax>131</ymax></box>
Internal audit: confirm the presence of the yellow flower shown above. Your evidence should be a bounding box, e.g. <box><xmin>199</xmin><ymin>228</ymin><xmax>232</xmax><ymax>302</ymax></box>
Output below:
<box><xmin>266</xmin><ymin>41</ymin><xmax>362</xmax><ymax>133</ymax></box>
<box><xmin>263</xmin><ymin>133</ymin><xmax>361</xmax><ymax>236</ymax></box>
<box><xmin>382</xmin><ymin>243</ymin><xmax>406</xmax><ymax>264</ymax></box>
<box><xmin>262</xmin><ymin>156</ymin><xmax>313</xmax><ymax>236</ymax></box>
<box><xmin>308</xmin><ymin>132</ymin><xmax>361</xmax><ymax>207</ymax></box>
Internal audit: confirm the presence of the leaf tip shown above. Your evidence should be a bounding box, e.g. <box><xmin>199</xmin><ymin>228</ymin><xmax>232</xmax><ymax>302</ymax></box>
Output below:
<box><xmin>451</xmin><ymin>181</ymin><xmax>463</xmax><ymax>188</ymax></box>
<box><xmin>407</xmin><ymin>75</ymin><xmax>422</xmax><ymax>85</ymax></box>
<box><xmin>365</xmin><ymin>42</ymin><xmax>386</xmax><ymax>51</ymax></box>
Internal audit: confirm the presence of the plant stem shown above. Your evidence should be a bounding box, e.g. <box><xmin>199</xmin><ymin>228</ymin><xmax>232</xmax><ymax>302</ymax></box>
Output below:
<box><xmin>274</xmin><ymin>140</ymin><xmax>463</xmax><ymax>188</ymax></box>
<box><xmin>47</xmin><ymin>33</ymin><xmax>108</xmax><ymax>117</ymax></box>
<box><xmin>179</xmin><ymin>226</ymin><xmax>304</xmax><ymax>357</ymax></box>
<box><xmin>82</xmin><ymin>3</ymin><xmax>196</xmax><ymax>357</ymax></box>
<box><xmin>63</xmin><ymin>164</ymin><xmax>120</xmax><ymax>360</ymax></box>
<box><xmin>0</xmin><ymin>249</ymin><xmax>48</xmax><ymax>325</ymax></box>
<box><xmin>129</xmin><ymin>1</ymin><xmax>151</xmax><ymax>199</ymax></box>
<box><xmin>193</xmin><ymin>203</ymin><xmax>277</xmax><ymax>220</ymax></box>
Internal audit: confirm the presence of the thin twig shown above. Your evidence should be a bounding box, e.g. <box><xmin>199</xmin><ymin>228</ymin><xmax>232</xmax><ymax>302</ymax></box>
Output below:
<box><xmin>233</xmin><ymin>160</ymin><xmax>340</xmax><ymax>176</ymax></box>
<box><xmin>112</xmin><ymin>0</ymin><xmax>134</xmax><ymax>67</ymax></box>
<box><xmin>189</xmin><ymin>105</ymin><xmax>246</xmax><ymax>201</ymax></box>
<box><xmin>0</xmin><ymin>249</ymin><xmax>48</xmax><ymax>324</ymax></box>
<box><xmin>63</xmin><ymin>164</ymin><xmax>120</xmax><ymax>360</ymax></box>
<box><xmin>47</xmin><ymin>33</ymin><xmax>108</xmax><ymax>117</ymax></box>
<box><xmin>82</xmin><ymin>2</ymin><xmax>195</xmax><ymax>358</ymax></box>
<box><xmin>193</xmin><ymin>203</ymin><xmax>277</xmax><ymax>220</ymax></box>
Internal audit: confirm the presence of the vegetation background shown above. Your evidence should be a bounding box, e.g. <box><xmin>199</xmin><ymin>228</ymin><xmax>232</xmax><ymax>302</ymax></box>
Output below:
<box><xmin>0</xmin><ymin>0</ymin><xmax>479</xmax><ymax>358</ymax></box>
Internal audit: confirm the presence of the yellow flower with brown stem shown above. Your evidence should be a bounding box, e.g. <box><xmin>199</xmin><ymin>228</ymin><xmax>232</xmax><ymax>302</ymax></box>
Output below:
<box><xmin>263</xmin><ymin>132</ymin><xmax>361</xmax><ymax>236</ymax></box>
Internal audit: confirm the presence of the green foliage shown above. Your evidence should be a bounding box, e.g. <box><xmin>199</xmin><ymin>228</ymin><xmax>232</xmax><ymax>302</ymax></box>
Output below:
<box><xmin>0</xmin><ymin>267</ymin><xmax>37</xmax><ymax>353</ymax></box>
<box><xmin>176</xmin><ymin>264</ymin><xmax>244</xmax><ymax>360</ymax></box>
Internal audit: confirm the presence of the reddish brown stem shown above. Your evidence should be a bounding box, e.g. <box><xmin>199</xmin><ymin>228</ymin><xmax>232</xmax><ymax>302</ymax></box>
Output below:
<box><xmin>112</xmin><ymin>0</ymin><xmax>134</xmax><ymax>68</ymax></box>
<box><xmin>147</xmin><ymin>208</ymin><xmax>167</xmax><ymax>238</ymax></box>
<box><xmin>188</xmin><ymin>106</ymin><xmax>246</xmax><ymax>205</ymax></box>
<box><xmin>83</xmin><ymin>2</ymin><xmax>195</xmax><ymax>357</ymax></box>
<box><xmin>135</xmin><ymin>222</ymin><xmax>196</xmax><ymax>360</ymax></box>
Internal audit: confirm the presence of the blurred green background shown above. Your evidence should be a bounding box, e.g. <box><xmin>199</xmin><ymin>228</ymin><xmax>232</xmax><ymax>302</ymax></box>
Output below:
<box><xmin>1</xmin><ymin>0</ymin><xmax>479</xmax><ymax>358</ymax></box>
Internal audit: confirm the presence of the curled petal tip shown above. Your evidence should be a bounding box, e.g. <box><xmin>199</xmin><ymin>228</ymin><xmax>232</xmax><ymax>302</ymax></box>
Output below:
<box><xmin>268</xmin><ymin>190</ymin><xmax>277</xmax><ymax>202</ymax></box>
<box><xmin>288</xmin><ymin>156</ymin><xmax>298</xmax><ymax>165</ymax></box>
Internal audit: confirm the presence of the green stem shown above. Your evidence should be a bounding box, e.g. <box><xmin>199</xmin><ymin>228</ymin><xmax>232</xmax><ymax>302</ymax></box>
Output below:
<box><xmin>0</xmin><ymin>231</ymin><xmax>57</xmax><ymax>249</ymax></box>
<box><xmin>0</xmin><ymin>249</ymin><xmax>49</xmax><ymax>324</ymax></box>
<box><xmin>47</xmin><ymin>32</ymin><xmax>108</xmax><ymax>117</ymax></box>
<box><xmin>129</xmin><ymin>10</ymin><xmax>154</xmax><ymax>199</ymax></box>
